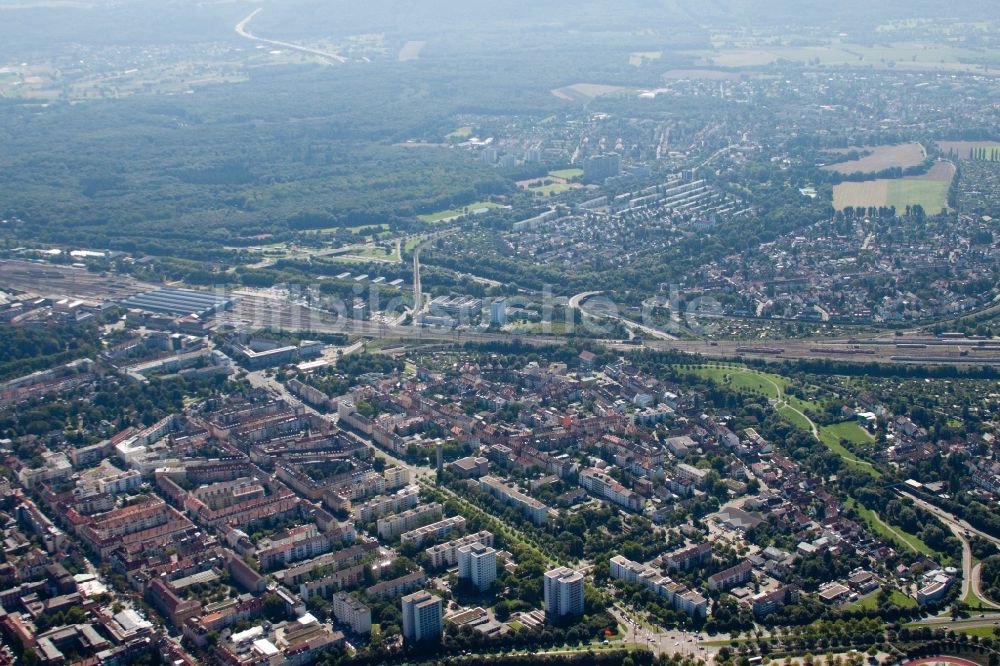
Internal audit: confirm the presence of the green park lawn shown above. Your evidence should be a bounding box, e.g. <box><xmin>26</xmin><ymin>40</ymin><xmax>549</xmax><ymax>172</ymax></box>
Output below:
<box><xmin>824</xmin><ymin>421</ymin><xmax>873</xmax><ymax>445</ymax></box>
<box><xmin>846</xmin><ymin>589</ymin><xmax>916</xmax><ymax>611</ymax></box>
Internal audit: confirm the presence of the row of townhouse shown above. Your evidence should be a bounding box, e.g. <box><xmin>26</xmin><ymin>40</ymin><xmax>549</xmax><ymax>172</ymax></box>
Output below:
<box><xmin>256</xmin><ymin>524</ymin><xmax>335</xmax><ymax>571</ymax></box>
<box><xmin>610</xmin><ymin>555</ymin><xmax>708</xmax><ymax>618</ymax></box>
<box><xmin>425</xmin><ymin>531</ymin><xmax>495</xmax><ymax>569</ymax></box>
<box><xmin>377</xmin><ymin>503</ymin><xmax>443</xmax><ymax>541</ymax></box>
<box><xmin>579</xmin><ymin>467</ymin><xmax>646</xmax><ymax>512</ymax></box>
<box><xmin>400</xmin><ymin>516</ymin><xmax>466</xmax><ymax>547</ymax></box>
<box><xmin>707</xmin><ymin>560</ymin><xmax>753</xmax><ymax>592</ymax></box>
<box><xmin>664</xmin><ymin>542</ymin><xmax>712</xmax><ymax>571</ymax></box>
<box><xmin>478</xmin><ymin>475</ymin><xmax>550</xmax><ymax>525</ymax></box>
<box><xmin>186</xmin><ymin>487</ymin><xmax>300</xmax><ymax>528</ymax></box>
<box><xmin>353</xmin><ymin>485</ymin><xmax>420</xmax><ymax>524</ymax></box>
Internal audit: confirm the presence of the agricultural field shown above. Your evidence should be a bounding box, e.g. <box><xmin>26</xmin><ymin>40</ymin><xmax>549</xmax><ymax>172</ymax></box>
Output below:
<box><xmin>684</xmin><ymin>40</ymin><xmax>1000</xmax><ymax>74</ymax></box>
<box><xmin>662</xmin><ymin>69</ymin><xmax>741</xmax><ymax>81</ymax></box>
<box><xmin>398</xmin><ymin>40</ymin><xmax>426</xmax><ymax>62</ymax></box>
<box><xmin>832</xmin><ymin>161</ymin><xmax>955</xmax><ymax>212</ymax></box>
<box><xmin>938</xmin><ymin>141</ymin><xmax>1000</xmax><ymax>161</ymax></box>
<box><xmin>417</xmin><ymin>201</ymin><xmax>505</xmax><ymax>223</ymax></box>
<box><xmin>821</xmin><ymin>143</ymin><xmax>926</xmax><ymax>174</ymax></box>
<box><xmin>551</xmin><ymin>82</ymin><xmax>627</xmax><ymax>102</ymax></box>
<box><xmin>0</xmin><ymin>58</ymin><xmax>250</xmax><ymax>100</ymax></box>
<box><xmin>628</xmin><ymin>51</ymin><xmax>662</xmax><ymax>66</ymax></box>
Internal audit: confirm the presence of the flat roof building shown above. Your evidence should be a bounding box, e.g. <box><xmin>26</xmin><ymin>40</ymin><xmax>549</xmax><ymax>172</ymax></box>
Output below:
<box><xmin>457</xmin><ymin>542</ymin><xmax>497</xmax><ymax>592</ymax></box>
<box><xmin>120</xmin><ymin>287</ymin><xmax>234</xmax><ymax>318</ymax></box>
<box><xmin>401</xmin><ymin>590</ymin><xmax>443</xmax><ymax>642</ymax></box>
<box><xmin>544</xmin><ymin>567</ymin><xmax>584</xmax><ymax>620</ymax></box>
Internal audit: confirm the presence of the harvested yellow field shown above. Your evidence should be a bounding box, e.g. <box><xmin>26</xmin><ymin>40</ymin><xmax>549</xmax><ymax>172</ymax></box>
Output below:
<box><xmin>551</xmin><ymin>83</ymin><xmax>626</xmax><ymax>102</ymax></box>
<box><xmin>833</xmin><ymin>180</ymin><xmax>889</xmax><ymax>209</ymax></box>
<box><xmin>821</xmin><ymin>143</ymin><xmax>925</xmax><ymax>174</ymax></box>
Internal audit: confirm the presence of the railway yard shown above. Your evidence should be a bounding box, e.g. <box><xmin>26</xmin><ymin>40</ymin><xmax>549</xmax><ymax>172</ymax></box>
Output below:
<box><xmin>5</xmin><ymin>259</ymin><xmax>1000</xmax><ymax>367</ymax></box>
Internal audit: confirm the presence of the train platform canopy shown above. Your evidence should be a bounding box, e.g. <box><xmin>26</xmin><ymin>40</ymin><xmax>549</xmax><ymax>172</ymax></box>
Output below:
<box><xmin>119</xmin><ymin>287</ymin><xmax>235</xmax><ymax>318</ymax></box>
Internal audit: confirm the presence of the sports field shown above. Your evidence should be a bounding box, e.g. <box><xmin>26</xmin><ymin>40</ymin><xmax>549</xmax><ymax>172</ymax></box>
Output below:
<box><xmin>530</xmin><ymin>183</ymin><xmax>575</xmax><ymax>196</ymax></box>
<box><xmin>446</xmin><ymin>126</ymin><xmax>473</xmax><ymax>139</ymax></box>
<box><xmin>549</xmin><ymin>168</ymin><xmax>583</xmax><ymax>180</ymax></box>
<box><xmin>901</xmin><ymin>657</ymin><xmax>980</xmax><ymax>666</ymax></box>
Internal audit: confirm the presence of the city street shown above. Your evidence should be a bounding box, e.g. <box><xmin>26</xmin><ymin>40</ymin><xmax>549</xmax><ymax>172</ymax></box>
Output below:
<box><xmin>610</xmin><ymin>605</ymin><xmax>713</xmax><ymax>657</ymax></box>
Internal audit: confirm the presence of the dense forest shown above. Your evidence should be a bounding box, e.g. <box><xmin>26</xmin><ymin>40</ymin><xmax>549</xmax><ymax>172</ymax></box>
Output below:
<box><xmin>0</xmin><ymin>323</ymin><xmax>99</xmax><ymax>382</ymax></box>
<box><xmin>4</xmin><ymin>0</ymin><xmax>990</xmax><ymax>260</ymax></box>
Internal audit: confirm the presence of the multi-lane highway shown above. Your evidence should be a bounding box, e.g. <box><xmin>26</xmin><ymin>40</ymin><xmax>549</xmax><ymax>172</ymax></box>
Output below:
<box><xmin>235</xmin><ymin>9</ymin><xmax>347</xmax><ymax>63</ymax></box>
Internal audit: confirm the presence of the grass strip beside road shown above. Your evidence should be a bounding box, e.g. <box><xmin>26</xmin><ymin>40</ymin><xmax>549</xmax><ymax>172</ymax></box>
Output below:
<box><xmin>847</xmin><ymin>498</ymin><xmax>942</xmax><ymax>561</ymax></box>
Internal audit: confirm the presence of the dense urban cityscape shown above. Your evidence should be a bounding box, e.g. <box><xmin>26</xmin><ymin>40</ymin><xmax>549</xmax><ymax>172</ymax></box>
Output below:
<box><xmin>1</xmin><ymin>1</ymin><xmax>1000</xmax><ymax>666</ymax></box>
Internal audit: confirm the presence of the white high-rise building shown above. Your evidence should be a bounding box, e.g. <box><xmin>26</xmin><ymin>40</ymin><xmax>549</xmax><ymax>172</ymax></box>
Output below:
<box><xmin>331</xmin><ymin>592</ymin><xmax>372</xmax><ymax>635</ymax></box>
<box><xmin>457</xmin><ymin>542</ymin><xmax>497</xmax><ymax>591</ymax></box>
<box><xmin>543</xmin><ymin>567</ymin><xmax>584</xmax><ymax>620</ymax></box>
<box><xmin>401</xmin><ymin>590</ymin><xmax>442</xmax><ymax>642</ymax></box>
<box><xmin>490</xmin><ymin>298</ymin><xmax>507</xmax><ymax>325</ymax></box>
